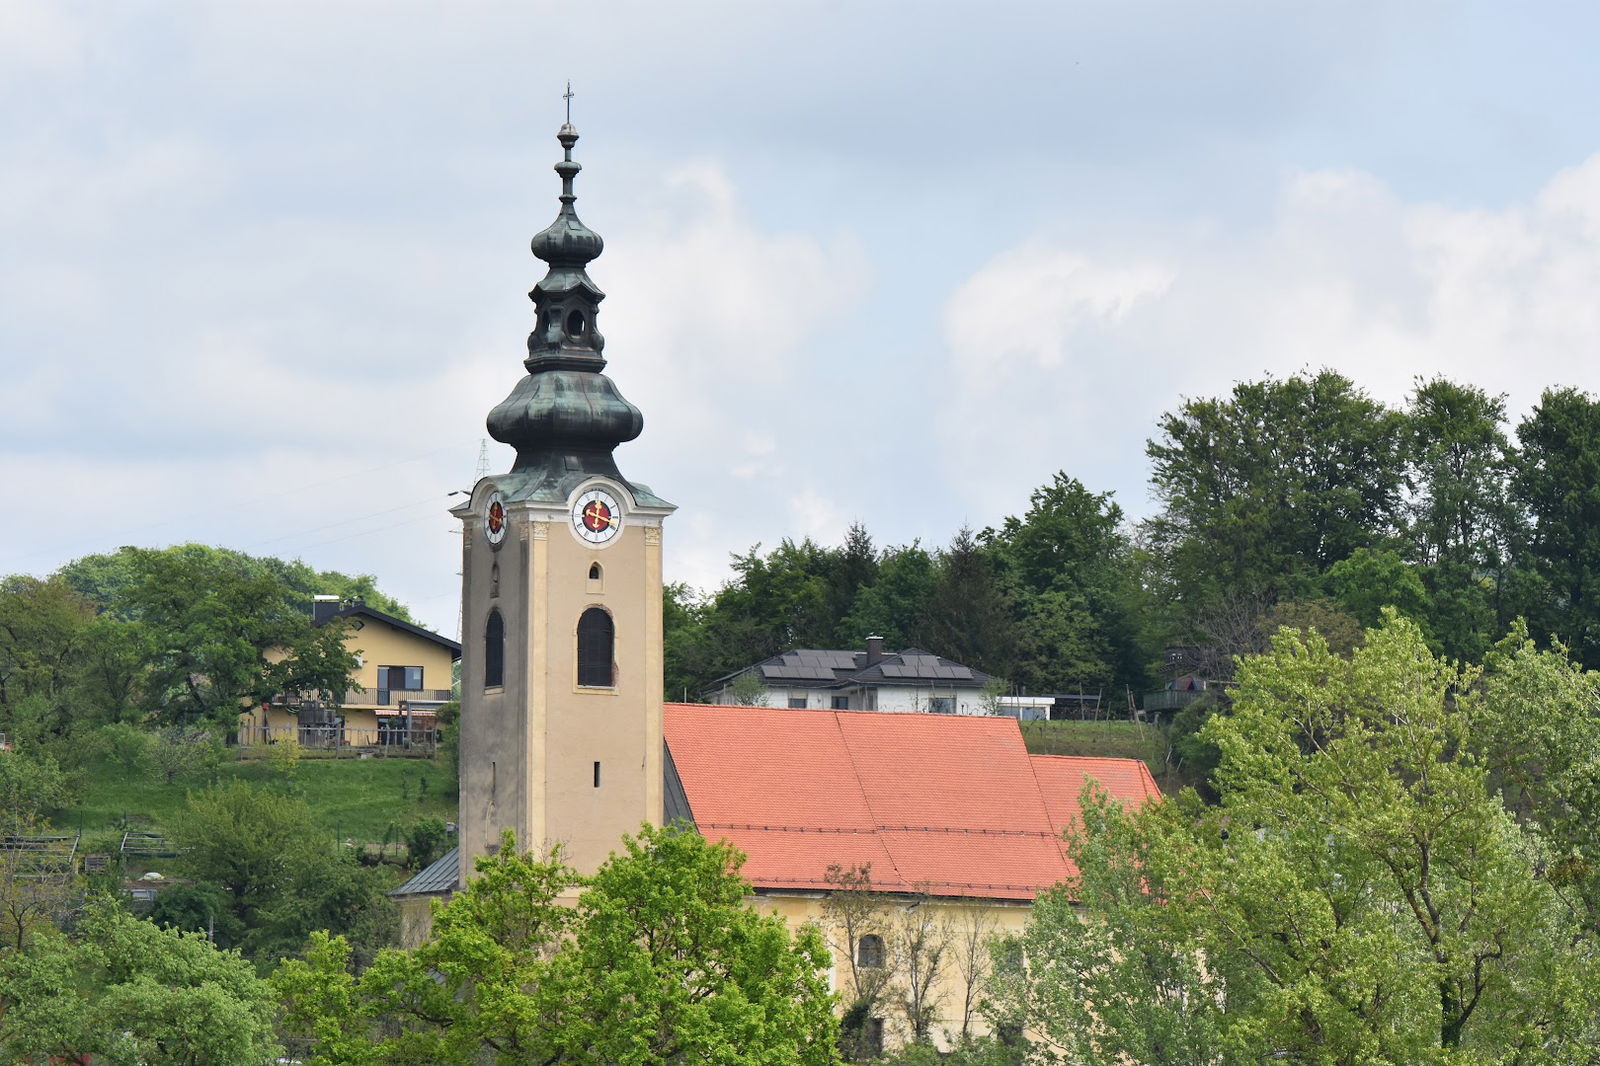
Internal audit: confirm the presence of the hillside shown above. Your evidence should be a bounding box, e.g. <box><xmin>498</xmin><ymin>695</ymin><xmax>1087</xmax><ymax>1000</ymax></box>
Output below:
<box><xmin>55</xmin><ymin>752</ymin><xmax>457</xmax><ymax>844</ymax></box>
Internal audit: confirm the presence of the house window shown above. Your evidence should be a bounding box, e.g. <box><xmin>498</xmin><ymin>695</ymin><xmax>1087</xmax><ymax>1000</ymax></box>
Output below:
<box><xmin>587</xmin><ymin>562</ymin><xmax>603</xmax><ymax>593</ymax></box>
<box><xmin>831</xmin><ymin>695</ymin><xmax>850</xmax><ymax>710</ymax></box>
<box><xmin>928</xmin><ymin>696</ymin><xmax>954</xmax><ymax>714</ymax></box>
<box><xmin>377</xmin><ymin>666</ymin><xmax>423</xmax><ymax>704</ymax></box>
<box><xmin>856</xmin><ymin>933</ymin><xmax>885</xmax><ymax>968</ymax></box>
<box><xmin>484</xmin><ymin>610</ymin><xmax>504</xmax><ymax>689</ymax></box>
<box><xmin>577</xmin><ymin>607</ymin><xmax>614</xmax><ymax>687</ymax></box>
<box><xmin>787</xmin><ymin>697</ymin><xmax>807</xmax><ymax>709</ymax></box>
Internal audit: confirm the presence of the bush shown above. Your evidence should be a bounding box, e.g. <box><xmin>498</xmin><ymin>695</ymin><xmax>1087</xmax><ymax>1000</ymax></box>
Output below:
<box><xmin>405</xmin><ymin>816</ymin><xmax>448</xmax><ymax>871</ymax></box>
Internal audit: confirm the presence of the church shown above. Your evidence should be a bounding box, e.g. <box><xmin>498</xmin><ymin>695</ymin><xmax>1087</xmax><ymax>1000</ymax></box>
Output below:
<box><xmin>402</xmin><ymin>116</ymin><xmax>1160</xmax><ymax>1048</ymax></box>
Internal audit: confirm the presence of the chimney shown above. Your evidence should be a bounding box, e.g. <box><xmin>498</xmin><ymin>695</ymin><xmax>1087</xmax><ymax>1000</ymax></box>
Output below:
<box><xmin>865</xmin><ymin>635</ymin><xmax>886</xmax><ymax>665</ymax></box>
<box><xmin>312</xmin><ymin>594</ymin><xmax>342</xmax><ymax>627</ymax></box>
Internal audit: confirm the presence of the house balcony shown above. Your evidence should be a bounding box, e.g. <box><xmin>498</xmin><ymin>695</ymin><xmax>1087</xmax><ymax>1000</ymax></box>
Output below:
<box><xmin>272</xmin><ymin>687</ymin><xmax>454</xmax><ymax>710</ymax></box>
<box><xmin>342</xmin><ymin>686</ymin><xmax>455</xmax><ymax>709</ymax></box>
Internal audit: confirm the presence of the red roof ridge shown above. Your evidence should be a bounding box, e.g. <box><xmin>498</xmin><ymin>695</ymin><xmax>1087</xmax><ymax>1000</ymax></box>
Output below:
<box><xmin>830</xmin><ymin>709</ymin><xmax>911</xmax><ymax>890</ymax></box>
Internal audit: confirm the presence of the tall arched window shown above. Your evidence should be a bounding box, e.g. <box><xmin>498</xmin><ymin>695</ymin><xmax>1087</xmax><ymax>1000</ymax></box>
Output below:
<box><xmin>576</xmin><ymin>607</ymin><xmax>614</xmax><ymax>687</ymax></box>
<box><xmin>484</xmin><ymin>609</ymin><xmax>504</xmax><ymax>688</ymax></box>
<box><xmin>856</xmin><ymin>933</ymin><xmax>886</xmax><ymax>968</ymax></box>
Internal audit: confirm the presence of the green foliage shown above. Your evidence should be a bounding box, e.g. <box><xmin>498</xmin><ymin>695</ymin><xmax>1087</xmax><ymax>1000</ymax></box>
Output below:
<box><xmin>665</xmin><ymin>474</ymin><xmax>1155</xmax><ymax>700</ymax></box>
<box><xmin>0</xmin><ymin>899</ymin><xmax>281</xmax><ymax>1066</ymax></box>
<box><xmin>1147</xmin><ymin>370</ymin><xmax>1408</xmax><ymax>612</ymax></box>
<box><xmin>0</xmin><ymin>544</ymin><xmax>403</xmax><ymax>734</ymax></box>
<box><xmin>95</xmin><ymin>720</ymin><xmax>155</xmax><ymax>777</ymax></box>
<box><xmin>266</xmin><ymin>734</ymin><xmax>304</xmax><ymax>779</ymax></box>
<box><xmin>149</xmin><ymin>723</ymin><xmax>226</xmax><ymax>784</ymax></box>
<box><xmin>275</xmin><ymin>824</ymin><xmax>838</xmax><ymax>1066</ymax></box>
<box><xmin>725</xmin><ymin>671</ymin><xmax>771</xmax><ymax>706</ymax></box>
<box><xmin>985</xmin><ymin>473</ymin><xmax>1147</xmax><ymax>691</ymax></box>
<box><xmin>919</xmin><ymin>526</ymin><xmax>1016</xmax><ymax>678</ymax></box>
<box><xmin>1323</xmin><ymin>546</ymin><xmax>1430</xmax><ymax>631</ymax></box>
<box><xmin>0</xmin><ymin>747</ymin><xmax>71</xmax><ymax>827</ymax></box>
<box><xmin>0</xmin><ymin>575</ymin><xmax>102</xmax><ymax>742</ymax></box>
<box><xmin>840</xmin><ymin>541</ymin><xmax>936</xmax><ymax>650</ymax></box>
<box><xmin>96</xmin><ymin>545</ymin><xmax>359</xmax><ymax>727</ymax></box>
<box><xmin>996</xmin><ymin>613</ymin><xmax>1600</xmax><ymax>1063</ymax></box>
<box><xmin>165</xmin><ymin>780</ymin><xmax>397</xmax><ymax>962</ymax></box>
<box><xmin>62</xmin><ymin>750</ymin><xmax>455</xmax><ymax>842</ymax></box>
<box><xmin>404</xmin><ymin>815</ymin><xmax>448</xmax><ymax>870</ymax></box>
<box><xmin>1514</xmin><ymin>386</ymin><xmax>1600</xmax><ymax>664</ymax></box>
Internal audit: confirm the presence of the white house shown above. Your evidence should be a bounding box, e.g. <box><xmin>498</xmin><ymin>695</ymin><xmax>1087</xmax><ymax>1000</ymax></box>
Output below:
<box><xmin>704</xmin><ymin>637</ymin><xmax>995</xmax><ymax>714</ymax></box>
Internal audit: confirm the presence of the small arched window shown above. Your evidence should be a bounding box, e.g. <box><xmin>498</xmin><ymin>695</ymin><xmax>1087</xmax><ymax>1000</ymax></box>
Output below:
<box><xmin>484</xmin><ymin>610</ymin><xmax>504</xmax><ymax>689</ymax></box>
<box><xmin>857</xmin><ymin>933</ymin><xmax>886</xmax><ymax>969</ymax></box>
<box><xmin>587</xmin><ymin>562</ymin><xmax>604</xmax><ymax>593</ymax></box>
<box><xmin>576</xmin><ymin>607</ymin><xmax>614</xmax><ymax>688</ymax></box>
<box><xmin>588</xmin><ymin>562</ymin><xmax>601</xmax><ymax>580</ymax></box>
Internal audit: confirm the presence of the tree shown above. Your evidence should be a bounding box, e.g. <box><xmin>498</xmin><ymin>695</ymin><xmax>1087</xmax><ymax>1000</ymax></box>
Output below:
<box><xmin>1146</xmin><ymin>370</ymin><xmax>1407</xmax><ymax>612</ymax></box>
<box><xmin>1323</xmin><ymin>546</ymin><xmax>1429</xmax><ymax>632</ymax></box>
<box><xmin>103</xmin><ymin>545</ymin><xmax>359</xmax><ymax>726</ymax></box>
<box><xmin>1514</xmin><ymin>387</ymin><xmax>1600</xmax><ymax>666</ymax></box>
<box><xmin>1467</xmin><ymin>623</ymin><xmax>1600</xmax><ymax>937</ymax></box>
<box><xmin>0</xmin><ymin>899</ymin><xmax>281</xmax><ymax>1066</ymax></box>
<box><xmin>0</xmin><ymin>575</ymin><xmax>97</xmax><ymax>741</ymax></box>
<box><xmin>165</xmin><ymin>780</ymin><xmax>394</xmax><ymax>961</ymax></box>
<box><xmin>984</xmin><ymin>473</ymin><xmax>1148</xmax><ymax>691</ymax></box>
<box><xmin>990</xmin><ymin>789</ymin><xmax>1224</xmax><ymax>1066</ymax></box>
<box><xmin>1403</xmin><ymin>378</ymin><xmax>1522</xmax><ymax>661</ymax></box>
<box><xmin>946</xmin><ymin>904</ymin><xmax>998</xmax><ymax>1041</ymax></box>
<box><xmin>822</xmin><ymin>863</ymin><xmax>896</xmax><ymax>1059</ymax></box>
<box><xmin>895</xmin><ymin>893</ymin><xmax>948</xmax><ymax>1044</ymax></box>
<box><xmin>919</xmin><ymin>527</ymin><xmax>1016</xmax><ymax>678</ymax></box>
<box><xmin>275</xmin><ymin>824</ymin><xmax>838</xmax><ymax>1066</ymax></box>
<box><xmin>840</xmin><ymin>542</ymin><xmax>936</xmax><ymax>651</ymax></box>
<box><xmin>996</xmin><ymin>614</ymin><xmax>1600</xmax><ymax>1063</ymax></box>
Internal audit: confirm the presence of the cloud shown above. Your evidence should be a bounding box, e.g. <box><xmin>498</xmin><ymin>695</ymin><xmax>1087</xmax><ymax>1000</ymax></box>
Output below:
<box><xmin>938</xmin><ymin>155</ymin><xmax>1600</xmax><ymax>523</ymax></box>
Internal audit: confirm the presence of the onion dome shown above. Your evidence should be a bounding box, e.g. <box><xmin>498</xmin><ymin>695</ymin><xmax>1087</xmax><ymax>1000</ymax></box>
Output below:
<box><xmin>486</xmin><ymin>116</ymin><xmax>645</xmax><ymax>488</ymax></box>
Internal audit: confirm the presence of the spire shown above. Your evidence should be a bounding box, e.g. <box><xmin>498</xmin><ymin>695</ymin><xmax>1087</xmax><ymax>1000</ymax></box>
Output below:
<box><xmin>486</xmin><ymin>105</ymin><xmax>644</xmax><ymax>489</ymax></box>
<box><xmin>526</xmin><ymin>112</ymin><xmax>606</xmax><ymax>371</ymax></box>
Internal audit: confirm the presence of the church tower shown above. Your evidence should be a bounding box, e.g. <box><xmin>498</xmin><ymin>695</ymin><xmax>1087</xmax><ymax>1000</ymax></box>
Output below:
<box><xmin>453</xmin><ymin>117</ymin><xmax>674</xmax><ymax>878</ymax></box>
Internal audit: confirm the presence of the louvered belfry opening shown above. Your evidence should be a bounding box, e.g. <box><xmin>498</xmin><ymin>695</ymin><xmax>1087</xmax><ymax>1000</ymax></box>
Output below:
<box><xmin>576</xmin><ymin>607</ymin><xmax>614</xmax><ymax>687</ymax></box>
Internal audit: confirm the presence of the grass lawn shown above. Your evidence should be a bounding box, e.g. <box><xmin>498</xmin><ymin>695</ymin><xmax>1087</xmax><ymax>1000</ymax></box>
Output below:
<box><xmin>56</xmin><ymin>752</ymin><xmax>458</xmax><ymax>845</ymax></box>
<box><xmin>1018</xmin><ymin>718</ymin><xmax>1167</xmax><ymax>772</ymax></box>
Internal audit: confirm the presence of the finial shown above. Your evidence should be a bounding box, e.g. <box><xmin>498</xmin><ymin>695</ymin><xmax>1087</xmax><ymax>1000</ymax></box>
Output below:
<box><xmin>563</xmin><ymin>81</ymin><xmax>574</xmax><ymax>126</ymax></box>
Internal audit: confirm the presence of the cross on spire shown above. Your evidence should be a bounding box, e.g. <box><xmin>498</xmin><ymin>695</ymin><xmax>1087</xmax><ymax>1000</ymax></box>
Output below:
<box><xmin>563</xmin><ymin>81</ymin><xmax>574</xmax><ymax>125</ymax></box>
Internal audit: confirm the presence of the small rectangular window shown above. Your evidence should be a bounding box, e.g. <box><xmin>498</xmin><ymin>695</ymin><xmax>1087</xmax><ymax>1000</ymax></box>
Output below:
<box><xmin>928</xmin><ymin>697</ymin><xmax>955</xmax><ymax>715</ymax></box>
<box><xmin>593</xmin><ymin>761</ymin><xmax>601</xmax><ymax>788</ymax></box>
<box><xmin>831</xmin><ymin>696</ymin><xmax>850</xmax><ymax>710</ymax></box>
<box><xmin>787</xmin><ymin>697</ymin><xmax>807</xmax><ymax>709</ymax></box>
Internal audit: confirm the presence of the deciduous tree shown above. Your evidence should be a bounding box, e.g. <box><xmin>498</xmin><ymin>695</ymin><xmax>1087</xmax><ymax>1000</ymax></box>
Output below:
<box><xmin>996</xmin><ymin>614</ymin><xmax>1600</xmax><ymax>1064</ymax></box>
<box><xmin>275</xmin><ymin>824</ymin><xmax>837</xmax><ymax>1066</ymax></box>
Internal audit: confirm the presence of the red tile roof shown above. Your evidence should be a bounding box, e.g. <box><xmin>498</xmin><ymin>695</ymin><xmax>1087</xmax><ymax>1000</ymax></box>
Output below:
<box><xmin>662</xmin><ymin>704</ymin><xmax>1161</xmax><ymax>901</ymax></box>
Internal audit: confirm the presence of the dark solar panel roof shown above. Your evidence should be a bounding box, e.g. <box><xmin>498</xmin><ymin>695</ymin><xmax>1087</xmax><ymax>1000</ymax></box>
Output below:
<box><xmin>710</xmin><ymin>645</ymin><xmax>988</xmax><ymax>696</ymax></box>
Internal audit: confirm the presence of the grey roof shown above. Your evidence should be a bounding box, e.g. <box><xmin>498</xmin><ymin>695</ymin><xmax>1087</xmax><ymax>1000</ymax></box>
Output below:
<box><xmin>389</xmin><ymin>845</ymin><xmax>460</xmax><ymax>897</ymax></box>
<box><xmin>710</xmin><ymin>646</ymin><xmax>988</xmax><ymax>694</ymax></box>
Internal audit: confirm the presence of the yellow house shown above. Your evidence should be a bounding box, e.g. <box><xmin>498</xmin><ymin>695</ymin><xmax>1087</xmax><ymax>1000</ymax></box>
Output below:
<box><xmin>238</xmin><ymin>597</ymin><xmax>461</xmax><ymax>751</ymax></box>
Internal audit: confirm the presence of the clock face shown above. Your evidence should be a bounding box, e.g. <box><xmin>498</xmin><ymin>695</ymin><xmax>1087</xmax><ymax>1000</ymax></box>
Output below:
<box><xmin>573</xmin><ymin>488</ymin><xmax>622</xmax><ymax>545</ymax></box>
<box><xmin>484</xmin><ymin>492</ymin><xmax>507</xmax><ymax>547</ymax></box>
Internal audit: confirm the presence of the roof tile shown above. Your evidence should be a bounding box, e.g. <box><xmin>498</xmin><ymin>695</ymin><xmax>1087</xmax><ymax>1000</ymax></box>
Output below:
<box><xmin>664</xmin><ymin>704</ymin><xmax>1160</xmax><ymax>900</ymax></box>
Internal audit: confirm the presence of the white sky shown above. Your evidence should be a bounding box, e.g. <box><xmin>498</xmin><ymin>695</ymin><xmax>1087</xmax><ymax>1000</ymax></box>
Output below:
<box><xmin>6</xmin><ymin>1</ymin><xmax>1600</xmax><ymax>638</ymax></box>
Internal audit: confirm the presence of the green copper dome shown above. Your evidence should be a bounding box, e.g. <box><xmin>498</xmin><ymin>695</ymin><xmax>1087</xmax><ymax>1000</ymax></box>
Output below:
<box><xmin>485</xmin><ymin>119</ymin><xmax>659</xmax><ymax>505</ymax></box>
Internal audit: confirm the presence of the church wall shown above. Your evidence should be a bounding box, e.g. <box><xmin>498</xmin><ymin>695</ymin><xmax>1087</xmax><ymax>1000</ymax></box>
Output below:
<box><xmin>457</xmin><ymin>491</ymin><xmax>666</xmax><ymax>880</ymax></box>
<box><xmin>750</xmin><ymin>890</ymin><xmax>1033</xmax><ymax>1049</ymax></box>
<box><xmin>458</xmin><ymin>514</ymin><xmax>531</xmax><ymax>871</ymax></box>
<box><xmin>537</xmin><ymin>511</ymin><xmax>665</xmax><ymax>875</ymax></box>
